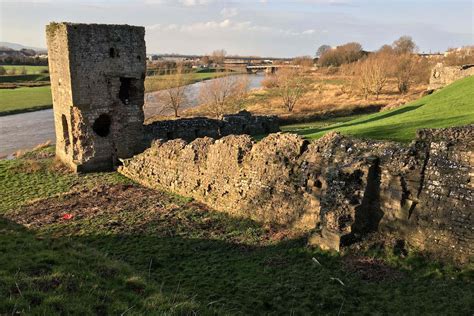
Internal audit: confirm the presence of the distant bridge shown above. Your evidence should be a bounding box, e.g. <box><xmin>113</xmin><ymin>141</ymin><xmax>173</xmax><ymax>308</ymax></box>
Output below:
<box><xmin>246</xmin><ymin>64</ymin><xmax>299</xmax><ymax>74</ymax></box>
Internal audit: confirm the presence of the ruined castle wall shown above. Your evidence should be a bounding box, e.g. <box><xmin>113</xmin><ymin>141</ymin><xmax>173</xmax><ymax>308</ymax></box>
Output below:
<box><xmin>402</xmin><ymin>127</ymin><xmax>473</xmax><ymax>262</ymax></box>
<box><xmin>47</xmin><ymin>23</ymin><xmax>146</xmax><ymax>172</ymax></box>
<box><xmin>428</xmin><ymin>63</ymin><xmax>474</xmax><ymax>90</ymax></box>
<box><xmin>119</xmin><ymin>126</ymin><xmax>473</xmax><ymax>263</ymax></box>
<box><xmin>144</xmin><ymin>111</ymin><xmax>280</xmax><ymax>144</ymax></box>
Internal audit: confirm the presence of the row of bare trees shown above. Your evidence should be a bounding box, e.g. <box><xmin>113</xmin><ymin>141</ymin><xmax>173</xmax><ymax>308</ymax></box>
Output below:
<box><xmin>157</xmin><ymin>35</ymin><xmax>434</xmax><ymax>117</ymax></box>
<box><xmin>343</xmin><ymin>37</ymin><xmax>430</xmax><ymax>99</ymax></box>
<box><xmin>262</xmin><ymin>68</ymin><xmax>309</xmax><ymax>112</ymax></box>
<box><xmin>155</xmin><ymin>65</ymin><xmax>249</xmax><ymax>118</ymax></box>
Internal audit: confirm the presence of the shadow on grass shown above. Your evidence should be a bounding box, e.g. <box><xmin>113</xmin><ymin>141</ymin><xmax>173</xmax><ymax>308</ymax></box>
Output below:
<box><xmin>2</xmin><ymin>205</ymin><xmax>473</xmax><ymax>315</ymax></box>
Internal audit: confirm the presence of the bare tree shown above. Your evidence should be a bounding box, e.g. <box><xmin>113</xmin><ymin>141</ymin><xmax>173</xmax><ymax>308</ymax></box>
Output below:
<box><xmin>274</xmin><ymin>68</ymin><xmax>308</xmax><ymax>112</ymax></box>
<box><xmin>200</xmin><ymin>55</ymin><xmax>210</xmax><ymax>66</ymax></box>
<box><xmin>393</xmin><ymin>36</ymin><xmax>417</xmax><ymax>54</ymax></box>
<box><xmin>292</xmin><ymin>56</ymin><xmax>315</xmax><ymax>68</ymax></box>
<box><xmin>356</xmin><ymin>54</ymin><xmax>391</xmax><ymax>99</ymax></box>
<box><xmin>199</xmin><ymin>73</ymin><xmax>249</xmax><ymax>118</ymax></box>
<box><xmin>318</xmin><ymin>42</ymin><xmax>364</xmax><ymax>67</ymax></box>
<box><xmin>378</xmin><ymin>44</ymin><xmax>395</xmax><ymax>55</ymax></box>
<box><xmin>393</xmin><ymin>53</ymin><xmax>418</xmax><ymax>93</ymax></box>
<box><xmin>211</xmin><ymin>49</ymin><xmax>227</xmax><ymax>66</ymax></box>
<box><xmin>316</xmin><ymin>44</ymin><xmax>331</xmax><ymax>58</ymax></box>
<box><xmin>156</xmin><ymin>63</ymin><xmax>190</xmax><ymax>117</ymax></box>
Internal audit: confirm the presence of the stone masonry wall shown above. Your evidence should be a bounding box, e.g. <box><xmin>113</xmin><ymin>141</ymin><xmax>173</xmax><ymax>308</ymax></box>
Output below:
<box><xmin>144</xmin><ymin>110</ymin><xmax>280</xmax><ymax>144</ymax></box>
<box><xmin>428</xmin><ymin>63</ymin><xmax>474</xmax><ymax>90</ymax></box>
<box><xmin>119</xmin><ymin>126</ymin><xmax>473</xmax><ymax>264</ymax></box>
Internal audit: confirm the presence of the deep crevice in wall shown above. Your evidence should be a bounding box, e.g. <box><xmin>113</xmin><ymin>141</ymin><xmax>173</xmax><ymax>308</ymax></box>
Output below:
<box><xmin>417</xmin><ymin>144</ymin><xmax>431</xmax><ymax>198</ymax></box>
<box><xmin>61</xmin><ymin>114</ymin><xmax>70</xmax><ymax>153</ymax></box>
<box><xmin>351</xmin><ymin>160</ymin><xmax>383</xmax><ymax>239</ymax></box>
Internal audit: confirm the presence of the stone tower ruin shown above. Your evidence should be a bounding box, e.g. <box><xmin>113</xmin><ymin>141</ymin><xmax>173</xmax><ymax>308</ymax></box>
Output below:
<box><xmin>46</xmin><ymin>22</ymin><xmax>146</xmax><ymax>172</ymax></box>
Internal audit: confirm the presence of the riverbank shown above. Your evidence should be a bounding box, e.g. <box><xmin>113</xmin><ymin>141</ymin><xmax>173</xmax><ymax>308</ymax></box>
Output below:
<box><xmin>0</xmin><ymin>71</ymin><xmax>240</xmax><ymax>116</ymax></box>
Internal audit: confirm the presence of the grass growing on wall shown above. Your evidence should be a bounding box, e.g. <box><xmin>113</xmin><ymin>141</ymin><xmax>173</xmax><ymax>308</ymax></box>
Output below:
<box><xmin>1</xmin><ymin>147</ymin><xmax>473</xmax><ymax>314</ymax></box>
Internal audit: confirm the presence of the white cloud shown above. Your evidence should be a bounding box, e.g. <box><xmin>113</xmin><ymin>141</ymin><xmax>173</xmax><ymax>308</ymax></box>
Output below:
<box><xmin>147</xmin><ymin>23</ymin><xmax>161</xmax><ymax>30</ymax></box>
<box><xmin>302</xmin><ymin>29</ymin><xmax>316</xmax><ymax>35</ymax></box>
<box><xmin>146</xmin><ymin>18</ymin><xmax>315</xmax><ymax>38</ymax></box>
<box><xmin>220</xmin><ymin>7</ymin><xmax>238</xmax><ymax>18</ymax></box>
<box><xmin>179</xmin><ymin>0</ymin><xmax>213</xmax><ymax>6</ymax></box>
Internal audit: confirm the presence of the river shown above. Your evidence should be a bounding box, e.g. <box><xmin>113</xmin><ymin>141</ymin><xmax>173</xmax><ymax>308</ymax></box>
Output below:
<box><xmin>0</xmin><ymin>74</ymin><xmax>265</xmax><ymax>157</ymax></box>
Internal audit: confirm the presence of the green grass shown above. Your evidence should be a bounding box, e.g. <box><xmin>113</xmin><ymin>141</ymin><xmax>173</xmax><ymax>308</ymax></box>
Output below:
<box><xmin>281</xmin><ymin>114</ymin><xmax>366</xmax><ymax>132</ymax></box>
<box><xmin>283</xmin><ymin>76</ymin><xmax>474</xmax><ymax>142</ymax></box>
<box><xmin>0</xmin><ymin>65</ymin><xmax>49</xmax><ymax>75</ymax></box>
<box><xmin>0</xmin><ymin>86</ymin><xmax>52</xmax><ymax>115</ymax></box>
<box><xmin>0</xmin><ymin>74</ymin><xmax>50</xmax><ymax>83</ymax></box>
<box><xmin>1</xmin><ymin>148</ymin><xmax>473</xmax><ymax>314</ymax></box>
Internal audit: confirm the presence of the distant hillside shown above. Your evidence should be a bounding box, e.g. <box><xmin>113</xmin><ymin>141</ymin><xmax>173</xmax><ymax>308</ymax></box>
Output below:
<box><xmin>300</xmin><ymin>76</ymin><xmax>474</xmax><ymax>142</ymax></box>
<box><xmin>0</xmin><ymin>42</ymin><xmax>46</xmax><ymax>53</ymax></box>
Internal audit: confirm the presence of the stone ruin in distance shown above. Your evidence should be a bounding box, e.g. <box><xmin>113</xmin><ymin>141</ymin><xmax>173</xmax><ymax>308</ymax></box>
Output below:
<box><xmin>47</xmin><ymin>23</ymin><xmax>473</xmax><ymax>263</ymax></box>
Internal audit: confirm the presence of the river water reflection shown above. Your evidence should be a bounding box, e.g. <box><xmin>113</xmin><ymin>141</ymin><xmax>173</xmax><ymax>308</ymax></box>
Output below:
<box><xmin>144</xmin><ymin>74</ymin><xmax>265</xmax><ymax>117</ymax></box>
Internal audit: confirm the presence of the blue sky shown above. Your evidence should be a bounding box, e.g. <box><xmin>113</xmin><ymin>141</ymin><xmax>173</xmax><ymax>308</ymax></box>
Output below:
<box><xmin>0</xmin><ymin>0</ymin><xmax>473</xmax><ymax>57</ymax></box>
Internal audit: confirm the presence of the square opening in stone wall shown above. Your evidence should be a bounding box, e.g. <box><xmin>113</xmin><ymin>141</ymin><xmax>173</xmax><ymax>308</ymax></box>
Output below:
<box><xmin>119</xmin><ymin>77</ymin><xmax>140</xmax><ymax>105</ymax></box>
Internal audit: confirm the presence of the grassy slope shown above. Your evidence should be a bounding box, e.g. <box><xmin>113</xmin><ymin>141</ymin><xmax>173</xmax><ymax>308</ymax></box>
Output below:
<box><xmin>0</xmin><ymin>86</ymin><xmax>52</xmax><ymax>115</ymax></box>
<box><xmin>284</xmin><ymin>76</ymin><xmax>474</xmax><ymax>142</ymax></box>
<box><xmin>0</xmin><ymin>148</ymin><xmax>473</xmax><ymax>314</ymax></box>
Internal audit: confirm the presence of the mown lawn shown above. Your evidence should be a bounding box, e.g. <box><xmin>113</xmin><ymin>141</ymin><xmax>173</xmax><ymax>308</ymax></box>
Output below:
<box><xmin>0</xmin><ymin>86</ymin><xmax>52</xmax><ymax>115</ymax></box>
<box><xmin>0</xmin><ymin>74</ymin><xmax>50</xmax><ymax>83</ymax></box>
<box><xmin>1</xmin><ymin>65</ymin><xmax>49</xmax><ymax>74</ymax></box>
<box><xmin>1</xmin><ymin>148</ymin><xmax>473</xmax><ymax>314</ymax></box>
<box><xmin>283</xmin><ymin>76</ymin><xmax>474</xmax><ymax>142</ymax></box>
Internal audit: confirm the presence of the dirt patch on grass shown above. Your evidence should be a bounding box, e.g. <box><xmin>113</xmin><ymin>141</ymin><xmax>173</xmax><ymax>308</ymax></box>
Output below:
<box><xmin>7</xmin><ymin>184</ymin><xmax>178</xmax><ymax>229</ymax></box>
<box><xmin>343</xmin><ymin>256</ymin><xmax>405</xmax><ymax>282</ymax></box>
<box><xmin>6</xmin><ymin>183</ymin><xmax>295</xmax><ymax>245</ymax></box>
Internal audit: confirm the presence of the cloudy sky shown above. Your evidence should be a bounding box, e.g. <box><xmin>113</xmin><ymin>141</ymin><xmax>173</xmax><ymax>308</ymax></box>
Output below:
<box><xmin>0</xmin><ymin>0</ymin><xmax>473</xmax><ymax>57</ymax></box>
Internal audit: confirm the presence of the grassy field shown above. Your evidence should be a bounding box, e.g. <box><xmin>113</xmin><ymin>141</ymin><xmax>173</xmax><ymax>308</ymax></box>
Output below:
<box><xmin>0</xmin><ymin>71</ymin><xmax>228</xmax><ymax>116</ymax></box>
<box><xmin>283</xmin><ymin>76</ymin><xmax>474</xmax><ymax>142</ymax></box>
<box><xmin>0</xmin><ymin>86</ymin><xmax>52</xmax><ymax>115</ymax></box>
<box><xmin>1</xmin><ymin>65</ymin><xmax>48</xmax><ymax>74</ymax></box>
<box><xmin>0</xmin><ymin>74</ymin><xmax>50</xmax><ymax>83</ymax></box>
<box><xmin>0</xmin><ymin>148</ymin><xmax>473</xmax><ymax>314</ymax></box>
<box><xmin>145</xmin><ymin>71</ymin><xmax>234</xmax><ymax>92</ymax></box>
